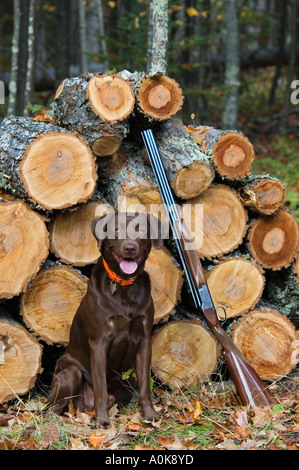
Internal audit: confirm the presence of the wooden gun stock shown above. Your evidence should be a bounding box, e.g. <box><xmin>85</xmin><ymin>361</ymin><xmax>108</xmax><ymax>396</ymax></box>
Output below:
<box><xmin>142</xmin><ymin>129</ymin><xmax>275</xmax><ymax>407</ymax></box>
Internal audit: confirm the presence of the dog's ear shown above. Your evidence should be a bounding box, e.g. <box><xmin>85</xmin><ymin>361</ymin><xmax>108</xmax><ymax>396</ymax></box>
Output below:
<box><xmin>147</xmin><ymin>214</ymin><xmax>169</xmax><ymax>250</ymax></box>
<box><xmin>91</xmin><ymin>211</ymin><xmax>116</xmax><ymax>246</ymax></box>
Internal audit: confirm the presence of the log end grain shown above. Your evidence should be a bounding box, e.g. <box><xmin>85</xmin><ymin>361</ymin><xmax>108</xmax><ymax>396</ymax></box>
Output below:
<box><xmin>137</xmin><ymin>74</ymin><xmax>183</xmax><ymax>120</ymax></box>
<box><xmin>0</xmin><ymin>319</ymin><xmax>42</xmax><ymax>403</ymax></box>
<box><xmin>184</xmin><ymin>184</ymin><xmax>248</xmax><ymax>259</ymax></box>
<box><xmin>207</xmin><ymin>257</ymin><xmax>265</xmax><ymax>319</ymax></box>
<box><xmin>241</xmin><ymin>177</ymin><xmax>286</xmax><ymax>215</ymax></box>
<box><xmin>50</xmin><ymin>201</ymin><xmax>113</xmax><ymax>266</ymax></box>
<box><xmin>91</xmin><ymin>135</ymin><xmax>122</xmax><ymax>157</ymax></box>
<box><xmin>231</xmin><ymin>308</ymin><xmax>298</xmax><ymax>381</ymax></box>
<box><xmin>174</xmin><ymin>161</ymin><xmax>215</xmax><ymax>199</ymax></box>
<box><xmin>151</xmin><ymin>320</ymin><xmax>220</xmax><ymax>389</ymax></box>
<box><xmin>248</xmin><ymin>209</ymin><xmax>299</xmax><ymax>270</ymax></box>
<box><xmin>212</xmin><ymin>131</ymin><xmax>255</xmax><ymax>179</ymax></box>
<box><xmin>0</xmin><ymin>200</ymin><xmax>49</xmax><ymax>299</ymax></box>
<box><xmin>21</xmin><ymin>265</ymin><xmax>88</xmax><ymax>345</ymax></box>
<box><xmin>146</xmin><ymin>247</ymin><xmax>183</xmax><ymax>324</ymax></box>
<box><xmin>87</xmin><ymin>74</ymin><xmax>135</xmax><ymax>123</ymax></box>
<box><xmin>19</xmin><ymin>132</ymin><xmax>97</xmax><ymax>210</ymax></box>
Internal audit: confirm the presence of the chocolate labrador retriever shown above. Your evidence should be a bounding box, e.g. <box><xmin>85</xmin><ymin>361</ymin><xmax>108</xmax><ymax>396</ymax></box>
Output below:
<box><xmin>47</xmin><ymin>211</ymin><xmax>165</xmax><ymax>425</ymax></box>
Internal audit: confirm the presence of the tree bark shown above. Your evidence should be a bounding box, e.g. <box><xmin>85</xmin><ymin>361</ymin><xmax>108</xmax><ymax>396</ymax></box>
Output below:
<box><xmin>222</xmin><ymin>0</ymin><xmax>240</xmax><ymax>129</ymax></box>
<box><xmin>0</xmin><ymin>116</ymin><xmax>97</xmax><ymax>211</ymax></box>
<box><xmin>7</xmin><ymin>0</ymin><xmax>21</xmax><ymax>117</ymax></box>
<box><xmin>52</xmin><ymin>73</ymin><xmax>134</xmax><ymax>156</ymax></box>
<box><xmin>78</xmin><ymin>0</ymin><xmax>88</xmax><ymax>74</ymax></box>
<box><xmin>23</xmin><ymin>0</ymin><xmax>36</xmax><ymax>116</ymax></box>
<box><xmin>147</xmin><ymin>0</ymin><xmax>169</xmax><ymax>75</ymax></box>
<box><xmin>154</xmin><ymin>118</ymin><xmax>214</xmax><ymax>199</ymax></box>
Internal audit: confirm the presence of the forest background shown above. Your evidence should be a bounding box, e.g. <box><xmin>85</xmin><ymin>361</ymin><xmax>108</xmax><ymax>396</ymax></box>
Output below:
<box><xmin>0</xmin><ymin>0</ymin><xmax>298</xmax><ymax>218</ymax></box>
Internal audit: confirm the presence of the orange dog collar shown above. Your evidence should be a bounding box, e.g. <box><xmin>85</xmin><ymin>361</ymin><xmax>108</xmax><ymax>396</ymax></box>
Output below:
<box><xmin>102</xmin><ymin>258</ymin><xmax>138</xmax><ymax>286</ymax></box>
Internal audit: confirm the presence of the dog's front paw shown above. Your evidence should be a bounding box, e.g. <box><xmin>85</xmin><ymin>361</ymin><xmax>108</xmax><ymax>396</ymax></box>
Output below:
<box><xmin>142</xmin><ymin>405</ymin><xmax>160</xmax><ymax>421</ymax></box>
<box><xmin>95</xmin><ymin>413</ymin><xmax>110</xmax><ymax>427</ymax></box>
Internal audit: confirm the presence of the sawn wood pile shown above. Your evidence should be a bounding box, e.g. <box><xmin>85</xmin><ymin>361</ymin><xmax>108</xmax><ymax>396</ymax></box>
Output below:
<box><xmin>0</xmin><ymin>71</ymin><xmax>298</xmax><ymax>404</ymax></box>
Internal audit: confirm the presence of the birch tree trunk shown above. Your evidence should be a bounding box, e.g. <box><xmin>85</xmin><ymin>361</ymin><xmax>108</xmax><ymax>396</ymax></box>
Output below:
<box><xmin>147</xmin><ymin>0</ymin><xmax>169</xmax><ymax>75</ymax></box>
<box><xmin>23</xmin><ymin>0</ymin><xmax>36</xmax><ymax>116</ymax></box>
<box><xmin>222</xmin><ymin>0</ymin><xmax>240</xmax><ymax>129</ymax></box>
<box><xmin>7</xmin><ymin>0</ymin><xmax>21</xmax><ymax>116</ymax></box>
<box><xmin>78</xmin><ymin>0</ymin><xmax>88</xmax><ymax>73</ymax></box>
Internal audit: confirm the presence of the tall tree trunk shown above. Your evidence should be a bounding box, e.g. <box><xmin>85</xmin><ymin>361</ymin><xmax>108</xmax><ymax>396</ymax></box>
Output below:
<box><xmin>23</xmin><ymin>0</ymin><xmax>36</xmax><ymax>116</ymax></box>
<box><xmin>7</xmin><ymin>0</ymin><xmax>21</xmax><ymax>116</ymax></box>
<box><xmin>95</xmin><ymin>0</ymin><xmax>108</xmax><ymax>70</ymax></box>
<box><xmin>54</xmin><ymin>0</ymin><xmax>70</xmax><ymax>88</ymax></box>
<box><xmin>222</xmin><ymin>0</ymin><xmax>240</xmax><ymax>129</ymax></box>
<box><xmin>78</xmin><ymin>0</ymin><xmax>88</xmax><ymax>73</ymax></box>
<box><xmin>268</xmin><ymin>0</ymin><xmax>287</xmax><ymax>105</ymax></box>
<box><xmin>147</xmin><ymin>0</ymin><xmax>169</xmax><ymax>75</ymax></box>
<box><xmin>16</xmin><ymin>0</ymin><xmax>29</xmax><ymax>115</ymax></box>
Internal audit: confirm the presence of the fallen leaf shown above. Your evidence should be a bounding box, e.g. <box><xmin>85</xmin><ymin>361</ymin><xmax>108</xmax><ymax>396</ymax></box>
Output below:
<box><xmin>89</xmin><ymin>432</ymin><xmax>104</xmax><ymax>449</ymax></box>
<box><xmin>162</xmin><ymin>434</ymin><xmax>187</xmax><ymax>450</ymax></box>
<box><xmin>193</xmin><ymin>401</ymin><xmax>203</xmax><ymax>420</ymax></box>
<box><xmin>216</xmin><ymin>438</ymin><xmax>240</xmax><ymax>450</ymax></box>
<box><xmin>39</xmin><ymin>424</ymin><xmax>60</xmax><ymax>448</ymax></box>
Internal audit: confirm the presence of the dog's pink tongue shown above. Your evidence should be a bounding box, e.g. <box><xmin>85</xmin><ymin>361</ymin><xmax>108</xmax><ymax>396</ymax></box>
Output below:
<box><xmin>120</xmin><ymin>260</ymin><xmax>138</xmax><ymax>275</ymax></box>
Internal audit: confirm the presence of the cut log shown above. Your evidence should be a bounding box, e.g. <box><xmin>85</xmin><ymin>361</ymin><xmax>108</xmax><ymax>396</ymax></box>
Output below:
<box><xmin>231</xmin><ymin>308</ymin><xmax>299</xmax><ymax>381</ymax></box>
<box><xmin>0</xmin><ymin>117</ymin><xmax>97</xmax><ymax>211</ymax></box>
<box><xmin>247</xmin><ymin>209</ymin><xmax>299</xmax><ymax>270</ymax></box>
<box><xmin>20</xmin><ymin>265</ymin><xmax>88</xmax><ymax>345</ymax></box>
<box><xmin>207</xmin><ymin>257</ymin><xmax>265</xmax><ymax>319</ymax></box>
<box><xmin>240</xmin><ymin>175</ymin><xmax>286</xmax><ymax>215</ymax></box>
<box><xmin>145</xmin><ymin>247</ymin><xmax>183</xmax><ymax>324</ymax></box>
<box><xmin>49</xmin><ymin>200</ymin><xmax>113</xmax><ymax>266</ymax></box>
<box><xmin>136</xmin><ymin>74</ymin><xmax>183</xmax><ymax>121</ymax></box>
<box><xmin>0</xmin><ymin>315</ymin><xmax>42</xmax><ymax>404</ymax></box>
<box><xmin>0</xmin><ymin>200</ymin><xmax>49</xmax><ymax>299</ymax></box>
<box><xmin>182</xmin><ymin>184</ymin><xmax>248</xmax><ymax>259</ymax></box>
<box><xmin>52</xmin><ymin>73</ymin><xmax>134</xmax><ymax>156</ymax></box>
<box><xmin>151</xmin><ymin>319</ymin><xmax>220</xmax><ymax>389</ymax></box>
<box><xmin>98</xmin><ymin>139</ymin><xmax>162</xmax><ymax>211</ymax></box>
<box><xmin>187</xmin><ymin>125</ymin><xmax>255</xmax><ymax>180</ymax></box>
<box><xmin>153</xmin><ymin>118</ymin><xmax>215</xmax><ymax>199</ymax></box>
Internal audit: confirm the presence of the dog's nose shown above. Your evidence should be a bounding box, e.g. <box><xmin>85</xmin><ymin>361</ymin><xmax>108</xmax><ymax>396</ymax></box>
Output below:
<box><xmin>123</xmin><ymin>243</ymin><xmax>137</xmax><ymax>255</ymax></box>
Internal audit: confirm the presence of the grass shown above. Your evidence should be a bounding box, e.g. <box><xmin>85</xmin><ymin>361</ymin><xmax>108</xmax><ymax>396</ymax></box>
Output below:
<box><xmin>0</xmin><ymin>372</ymin><xmax>298</xmax><ymax>451</ymax></box>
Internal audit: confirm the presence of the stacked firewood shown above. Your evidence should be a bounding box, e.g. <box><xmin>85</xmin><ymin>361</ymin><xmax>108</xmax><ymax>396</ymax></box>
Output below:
<box><xmin>0</xmin><ymin>71</ymin><xmax>298</xmax><ymax>404</ymax></box>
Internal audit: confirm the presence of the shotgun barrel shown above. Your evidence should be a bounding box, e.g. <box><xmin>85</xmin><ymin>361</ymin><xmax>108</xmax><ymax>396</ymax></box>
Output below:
<box><xmin>141</xmin><ymin>128</ymin><xmax>275</xmax><ymax>407</ymax></box>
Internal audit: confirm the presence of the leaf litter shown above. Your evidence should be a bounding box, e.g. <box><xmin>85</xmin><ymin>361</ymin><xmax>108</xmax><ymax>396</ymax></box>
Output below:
<box><xmin>0</xmin><ymin>372</ymin><xmax>298</xmax><ymax>450</ymax></box>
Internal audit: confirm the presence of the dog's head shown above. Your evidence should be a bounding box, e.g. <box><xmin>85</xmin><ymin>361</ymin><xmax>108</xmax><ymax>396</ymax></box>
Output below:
<box><xmin>91</xmin><ymin>211</ymin><xmax>168</xmax><ymax>277</ymax></box>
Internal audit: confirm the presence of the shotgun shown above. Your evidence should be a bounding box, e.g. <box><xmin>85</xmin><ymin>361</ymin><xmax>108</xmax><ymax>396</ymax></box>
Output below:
<box><xmin>141</xmin><ymin>128</ymin><xmax>275</xmax><ymax>407</ymax></box>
